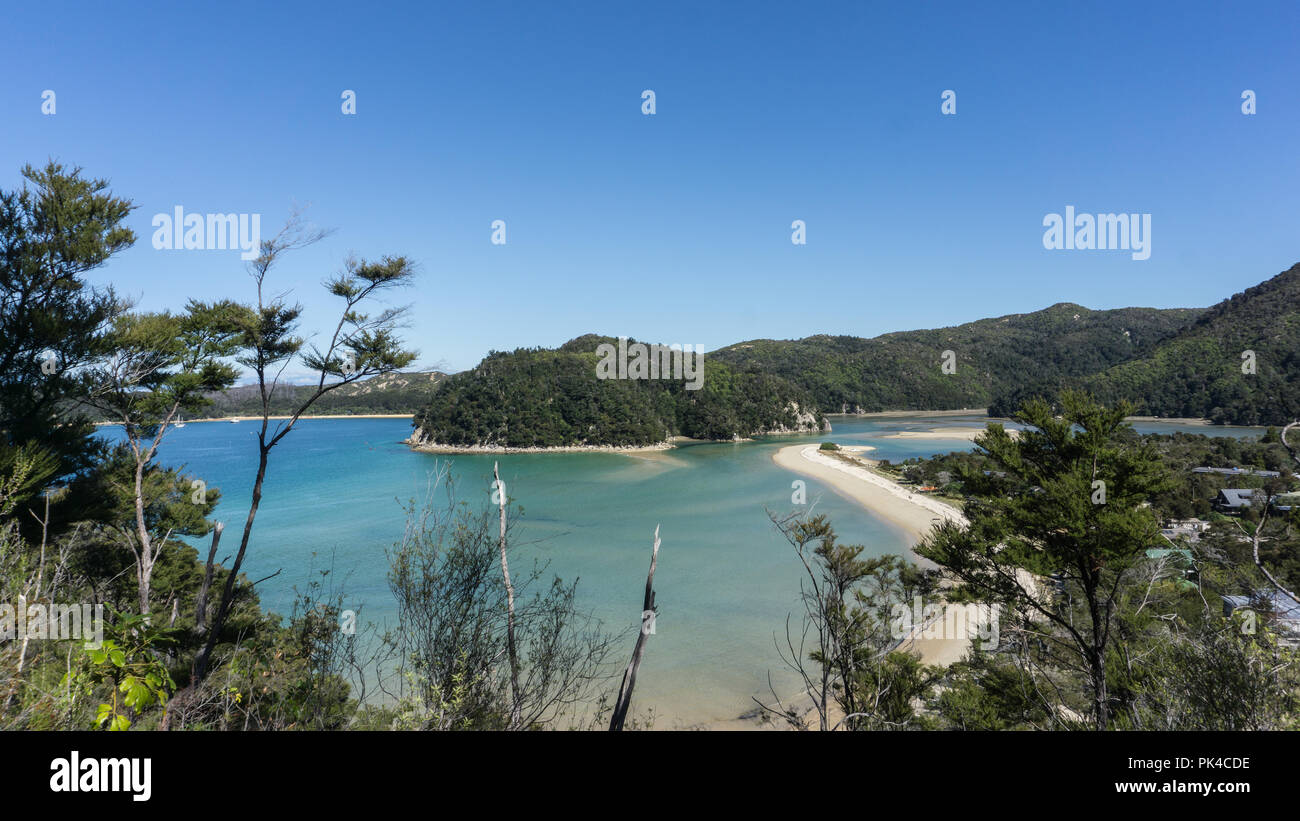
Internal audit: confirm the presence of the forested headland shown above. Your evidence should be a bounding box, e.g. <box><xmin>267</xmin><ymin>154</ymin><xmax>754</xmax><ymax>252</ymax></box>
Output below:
<box><xmin>412</xmin><ymin>263</ymin><xmax>1300</xmax><ymax>449</ymax></box>
<box><xmin>3</xmin><ymin>162</ymin><xmax>1298</xmax><ymax>734</ymax></box>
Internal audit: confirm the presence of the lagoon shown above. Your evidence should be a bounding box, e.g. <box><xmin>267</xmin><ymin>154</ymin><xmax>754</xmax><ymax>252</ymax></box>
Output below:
<box><xmin>96</xmin><ymin>413</ymin><xmax>1259</xmax><ymax>726</ymax></box>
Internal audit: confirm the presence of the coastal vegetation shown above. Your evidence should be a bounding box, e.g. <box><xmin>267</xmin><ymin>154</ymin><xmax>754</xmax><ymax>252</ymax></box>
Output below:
<box><xmin>918</xmin><ymin>393</ymin><xmax>1177</xmax><ymax>729</ymax></box>
<box><xmin>712</xmin><ymin>303</ymin><xmax>1200</xmax><ymax>416</ymax></box>
<box><xmin>412</xmin><ymin>335</ymin><xmax>827</xmax><ymax>448</ymax></box>
<box><xmin>2</xmin><ymin>162</ymin><xmax>1297</xmax><ymax>732</ymax></box>
<box><xmin>784</xmin><ymin>393</ymin><xmax>1299</xmax><ymax>730</ymax></box>
<box><xmin>757</xmin><ymin>511</ymin><xmax>942</xmax><ymax>730</ymax></box>
<box><xmin>0</xmin><ymin>164</ymin><xmax>636</xmax><ymax>732</ymax></box>
<box><xmin>883</xmin><ymin>422</ymin><xmax>1300</xmax><ymax>594</ymax></box>
<box><xmin>412</xmin><ymin>261</ymin><xmax>1299</xmax><ymax>450</ymax></box>
<box><xmin>201</xmin><ymin>371</ymin><xmax>446</xmax><ymax>418</ymax></box>
<box><xmin>1084</xmin><ymin>263</ymin><xmax>1300</xmax><ymax>425</ymax></box>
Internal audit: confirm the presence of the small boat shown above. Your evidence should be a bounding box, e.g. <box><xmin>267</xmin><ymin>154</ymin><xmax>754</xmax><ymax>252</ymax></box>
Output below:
<box><xmin>229</xmin><ymin>417</ymin><xmax>240</xmax><ymax>423</ymax></box>
<box><xmin>174</xmin><ymin>414</ymin><xmax>186</xmax><ymax>428</ymax></box>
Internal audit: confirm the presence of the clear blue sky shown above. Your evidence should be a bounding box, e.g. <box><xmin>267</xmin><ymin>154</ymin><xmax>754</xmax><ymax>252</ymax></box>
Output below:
<box><xmin>4</xmin><ymin>1</ymin><xmax>1297</xmax><ymax>376</ymax></box>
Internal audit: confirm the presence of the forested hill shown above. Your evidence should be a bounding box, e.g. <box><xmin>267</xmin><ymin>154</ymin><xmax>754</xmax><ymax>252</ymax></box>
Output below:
<box><xmin>200</xmin><ymin>370</ymin><xmax>447</xmax><ymax>417</ymax></box>
<box><xmin>1085</xmin><ymin>262</ymin><xmax>1300</xmax><ymax>425</ymax></box>
<box><xmin>410</xmin><ymin>263</ymin><xmax>1300</xmax><ymax>444</ymax></box>
<box><xmin>711</xmin><ymin>303</ymin><xmax>1202</xmax><ymax>415</ymax></box>
<box><xmin>411</xmin><ymin>337</ymin><xmax>826</xmax><ymax>448</ymax></box>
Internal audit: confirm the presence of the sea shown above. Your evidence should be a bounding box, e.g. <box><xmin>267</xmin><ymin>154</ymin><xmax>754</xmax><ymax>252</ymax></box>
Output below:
<box><xmin>95</xmin><ymin>413</ymin><xmax>1262</xmax><ymax>726</ymax></box>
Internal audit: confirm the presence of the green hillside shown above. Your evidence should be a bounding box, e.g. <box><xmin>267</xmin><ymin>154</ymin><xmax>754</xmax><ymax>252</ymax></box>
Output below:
<box><xmin>412</xmin><ymin>337</ymin><xmax>826</xmax><ymax>448</ymax></box>
<box><xmin>411</xmin><ymin>263</ymin><xmax>1300</xmax><ymax>445</ymax></box>
<box><xmin>1086</xmin><ymin>263</ymin><xmax>1300</xmax><ymax>425</ymax></box>
<box><xmin>202</xmin><ymin>370</ymin><xmax>446</xmax><ymax>417</ymax></box>
<box><xmin>711</xmin><ymin>304</ymin><xmax>1201</xmax><ymax>415</ymax></box>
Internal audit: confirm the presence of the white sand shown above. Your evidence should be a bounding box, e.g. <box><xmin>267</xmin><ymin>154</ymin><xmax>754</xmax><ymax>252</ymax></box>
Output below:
<box><xmin>771</xmin><ymin>445</ymin><xmax>973</xmax><ymax>667</ymax></box>
<box><xmin>878</xmin><ymin>426</ymin><xmax>1017</xmax><ymax>441</ymax></box>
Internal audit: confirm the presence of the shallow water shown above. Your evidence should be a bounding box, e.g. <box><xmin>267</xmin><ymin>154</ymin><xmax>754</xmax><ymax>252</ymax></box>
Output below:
<box><xmin>97</xmin><ymin>413</ymin><xmax>1259</xmax><ymax>725</ymax></box>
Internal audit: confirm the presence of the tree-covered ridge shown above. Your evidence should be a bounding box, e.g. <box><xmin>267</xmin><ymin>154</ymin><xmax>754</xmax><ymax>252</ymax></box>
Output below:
<box><xmin>412</xmin><ymin>337</ymin><xmax>826</xmax><ymax>448</ymax></box>
<box><xmin>416</xmin><ymin>261</ymin><xmax>1300</xmax><ymax>442</ymax></box>
<box><xmin>1085</xmin><ymin>263</ymin><xmax>1300</xmax><ymax>425</ymax></box>
<box><xmin>203</xmin><ymin>370</ymin><xmax>446</xmax><ymax>417</ymax></box>
<box><xmin>711</xmin><ymin>303</ymin><xmax>1201</xmax><ymax>414</ymax></box>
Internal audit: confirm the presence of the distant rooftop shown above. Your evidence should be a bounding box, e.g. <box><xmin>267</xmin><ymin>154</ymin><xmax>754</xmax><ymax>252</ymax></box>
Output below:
<box><xmin>1215</xmin><ymin>488</ymin><xmax>1267</xmax><ymax>508</ymax></box>
<box><xmin>1223</xmin><ymin>591</ymin><xmax>1300</xmax><ymax>622</ymax></box>
<box><xmin>1193</xmin><ymin>466</ymin><xmax>1281</xmax><ymax>477</ymax></box>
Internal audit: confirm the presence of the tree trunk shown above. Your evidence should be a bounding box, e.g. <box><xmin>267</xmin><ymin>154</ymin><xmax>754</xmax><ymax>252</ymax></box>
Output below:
<box><xmin>495</xmin><ymin>462</ymin><xmax>522</xmax><ymax>730</ymax></box>
<box><xmin>133</xmin><ymin>456</ymin><xmax>154</xmax><ymax>618</ymax></box>
<box><xmin>193</xmin><ymin>522</ymin><xmax>223</xmax><ymax>637</ymax></box>
<box><xmin>610</xmin><ymin>526</ymin><xmax>660</xmax><ymax>731</ymax></box>
<box><xmin>1090</xmin><ymin>646</ymin><xmax>1109</xmax><ymax>730</ymax></box>
<box><xmin>194</xmin><ymin>447</ymin><xmax>268</xmax><ymax>683</ymax></box>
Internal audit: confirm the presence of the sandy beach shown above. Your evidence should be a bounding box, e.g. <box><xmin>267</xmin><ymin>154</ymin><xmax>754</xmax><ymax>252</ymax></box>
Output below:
<box><xmin>771</xmin><ymin>444</ymin><xmax>974</xmax><ymax>667</ymax></box>
<box><xmin>878</xmin><ymin>426</ymin><xmax>1019</xmax><ymax>441</ymax></box>
<box><xmin>773</xmin><ymin>445</ymin><xmax>962</xmax><ymax>548</ymax></box>
<box><xmin>701</xmin><ymin>444</ymin><xmax>977</xmax><ymax>730</ymax></box>
<box><xmin>1125</xmin><ymin>416</ymin><xmax>1211</xmax><ymax>426</ymax></box>
<box><xmin>825</xmin><ymin>409</ymin><xmax>988</xmax><ymax>419</ymax></box>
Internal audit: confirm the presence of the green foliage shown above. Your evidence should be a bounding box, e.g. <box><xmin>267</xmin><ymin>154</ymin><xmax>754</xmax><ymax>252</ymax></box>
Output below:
<box><xmin>918</xmin><ymin>392</ymin><xmax>1174</xmax><ymax>729</ymax></box>
<box><xmin>932</xmin><ymin>644</ymin><xmax>1054</xmax><ymax>730</ymax></box>
<box><xmin>414</xmin><ymin>338</ymin><xmax>825</xmax><ymax>447</ymax></box>
<box><xmin>91</xmin><ymin>301</ymin><xmax>247</xmax><ymax>424</ymax></box>
<box><xmin>910</xmin><ymin>393</ymin><xmax>1300</xmax><ymax>730</ymax></box>
<box><xmin>1085</xmin><ymin>263</ymin><xmax>1300</xmax><ymax>425</ymax></box>
<box><xmin>384</xmin><ymin>473</ymin><xmax>618</xmax><ymax>729</ymax></box>
<box><xmin>200</xmin><ymin>371</ymin><xmax>446</xmax><ymax>417</ymax></box>
<box><xmin>0</xmin><ymin>162</ymin><xmax>135</xmax><ymax>537</ymax></box>
<box><xmin>712</xmin><ymin>303</ymin><xmax>1199</xmax><ymax>415</ymax></box>
<box><xmin>886</xmin><ymin>449</ymin><xmax>991</xmax><ymax>496</ymax></box>
<box><xmin>187</xmin><ymin>577</ymin><xmax>363</xmax><ymax>731</ymax></box>
<box><xmin>64</xmin><ymin>612</ymin><xmax>176</xmax><ymax>731</ymax></box>
<box><xmin>1123</xmin><ymin>619</ymin><xmax>1300</xmax><ymax>730</ymax></box>
<box><xmin>763</xmin><ymin>511</ymin><xmax>941</xmax><ymax>730</ymax></box>
<box><xmin>288</xmin><ymin>254</ymin><xmax>419</xmax><ymax>383</ymax></box>
<box><xmin>921</xmin><ymin>393</ymin><xmax>1171</xmax><ymax>583</ymax></box>
<box><xmin>903</xmin><ymin>424</ymin><xmax>1300</xmax><ymax>592</ymax></box>
<box><xmin>65</xmin><ymin>445</ymin><xmax>220</xmax><ymax>613</ymax></box>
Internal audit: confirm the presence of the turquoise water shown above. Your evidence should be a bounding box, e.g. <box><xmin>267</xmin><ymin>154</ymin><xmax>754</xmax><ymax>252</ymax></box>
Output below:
<box><xmin>96</xmin><ymin>413</ymin><xmax>1259</xmax><ymax>725</ymax></box>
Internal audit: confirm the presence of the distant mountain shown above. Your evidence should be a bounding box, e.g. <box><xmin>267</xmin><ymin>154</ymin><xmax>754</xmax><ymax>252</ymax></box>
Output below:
<box><xmin>203</xmin><ymin>370</ymin><xmax>447</xmax><ymax>417</ymax></box>
<box><xmin>711</xmin><ymin>304</ymin><xmax>1202</xmax><ymax>415</ymax></box>
<box><xmin>1085</xmin><ymin>263</ymin><xmax>1300</xmax><ymax>425</ymax></box>
<box><xmin>411</xmin><ymin>339</ymin><xmax>825</xmax><ymax>448</ymax></box>
<box><xmin>409</xmin><ymin>262</ymin><xmax>1300</xmax><ymax>447</ymax></box>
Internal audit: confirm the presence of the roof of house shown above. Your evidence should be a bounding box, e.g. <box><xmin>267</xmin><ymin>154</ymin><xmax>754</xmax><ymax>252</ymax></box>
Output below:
<box><xmin>1193</xmin><ymin>467</ymin><xmax>1281</xmax><ymax>477</ymax></box>
<box><xmin>1223</xmin><ymin>592</ymin><xmax>1300</xmax><ymax>621</ymax></box>
<box><xmin>1216</xmin><ymin>488</ymin><xmax>1265</xmax><ymax>507</ymax></box>
<box><xmin>1146</xmin><ymin>547</ymin><xmax>1193</xmax><ymax>562</ymax></box>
